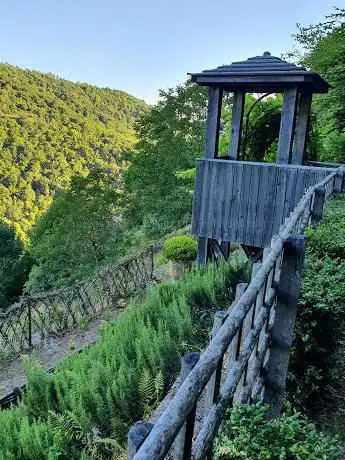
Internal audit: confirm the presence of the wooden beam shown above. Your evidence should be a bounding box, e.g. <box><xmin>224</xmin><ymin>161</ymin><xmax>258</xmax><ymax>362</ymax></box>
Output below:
<box><xmin>291</xmin><ymin>92</ymin><xmax>312</xmax><ymax>165</ymax></box>
<box><xmin>197</xmin><ymin>237</ymin><xmax>208</xmax><ymax>267</ymax></box>
<box><xmin>174</xmin><ymin>353</ymin><xmax>200</xmax><ymax>460</ymax></box>
<box><xmin>263</xmin><ymin>235</ymin><xmax>306</xmax><ymax>418</ymax></box>
<box><xmin>228</xmin><ymin>91</ymin><xmax>245</xmax><ymax>160</ymax></box>
<box><xmin>277</xmin><ymin>88</ymin><xmax>298</xmax><ymax>164</ymax></box>
<box><xmin>205</xmin><ymin>87</ymin><xmax>223</xmax><ymax>159</ymax></box>
<box><xmin>128</xmin><ymin>422</ymin><xmax>154</xmax><ymax>459</ymax></box>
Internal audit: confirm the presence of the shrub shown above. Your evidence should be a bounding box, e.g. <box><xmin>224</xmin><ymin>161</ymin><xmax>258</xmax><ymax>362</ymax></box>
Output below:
<box><xmin>288</xmin><ymin>195</ymin><xmax>345</xmax><ymax>417</ymax></box>
<box><xmin>163</xmin><ymin>235</ymin><xmax>197</xmax><ymax>263</ymax></box>
<box><xmin>214</xmin><ymin>404</ymin><xmax>341</xmax><ymax>460</ymax></box>
<box><xmin>0</xmin><ymin>260</ymin><xmax>248</xmax><ymax>459</ymax></box>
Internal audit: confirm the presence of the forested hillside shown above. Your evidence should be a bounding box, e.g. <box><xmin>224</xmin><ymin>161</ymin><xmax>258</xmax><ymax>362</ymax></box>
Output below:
<box><xmin>0</xmin><ymin>63</ymin><xmax>147</xmax><ymax>239</ymax></box>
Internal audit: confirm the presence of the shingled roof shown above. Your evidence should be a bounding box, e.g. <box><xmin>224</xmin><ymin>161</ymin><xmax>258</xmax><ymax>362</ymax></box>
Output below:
<box><xmin>189</xmin><ymin>52</ymin><xmax>329</xmax><ymax>93</ymax></box>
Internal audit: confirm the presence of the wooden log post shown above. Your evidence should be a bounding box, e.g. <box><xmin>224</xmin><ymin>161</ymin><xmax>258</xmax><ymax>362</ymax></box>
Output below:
<box><xmin>228</xmin><ymin>283</ymin><xmax>248</xmax><ymax>368</ymax></box>
<box><xmin>198</xmin><ymin>86</ymin><xmax>223</xmax><ymax>267</ymax></box>
<box><xmin>228</xmin><ymin>91</ymin><xmax>245</xmax><ymax>160</ymax></box>
<box><xmin>204</xmin><ymin>311</ymin><xmax>228</xmax><ymax>416</ymax></box>
<box><xmin>333</xmin><ymin>170</ymin><xmax>344</xmax><ymax>194</ymax></box>
<box><xmin>174</xmin><ymin>352</ymin><xmax>201</xmax><ymax>460</ymax></box>
<box><xmin>310</xmin><ymin>186</ymin><xmax>325</xmax><ymax>227</ymax></box>
<box><xmin>277</xmin><ymin>87</ymin><xmax>298</xmax><ymax>164</ymax></box>
<box><xmin>291</xmin><ymin>92</ymin><xmax>312</xmax><ymax>165</ymax></box>
<box><xmin>263</xmin><ymin>235</ymin><xmax>306</xmax><ymax>418</ymax></box>
<box><xmin>203</xmin><ymin>311</ymin><xmax>228</xmax><ymax>458</ymax></box>
<box><xmin>239</xmin><ymin>262</ymin><xmax>264</xmax><ymax>402</ymax></box>
<box><xmin>128</xmin><ymin>421</ymin><xmax>154</xmax><ymax>460</ymax></box>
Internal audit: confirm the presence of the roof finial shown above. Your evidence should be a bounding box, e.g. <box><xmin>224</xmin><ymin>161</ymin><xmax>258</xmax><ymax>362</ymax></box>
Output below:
<box><xmin>263</xmin><ymin>51</ymin><xmax>271</xmax><ymax>56</ymax></box>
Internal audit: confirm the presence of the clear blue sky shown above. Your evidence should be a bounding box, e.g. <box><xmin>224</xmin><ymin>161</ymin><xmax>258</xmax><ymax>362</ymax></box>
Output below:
<box><xmin>0</xmin><ymin>0</ymin><xmax>342</xmax><ymax>103</ymax></box>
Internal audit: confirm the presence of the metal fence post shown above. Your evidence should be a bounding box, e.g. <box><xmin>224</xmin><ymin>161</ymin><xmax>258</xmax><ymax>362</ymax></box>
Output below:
<box><xmin>128</xmin><ymin>421</ymin><xmax>154</xmax><ymax>459</ymax></box>
<box><xmin>263</xmin><ymin>235</ymin><xmax>306</xmax><ymax>418</ymax></box>
<box><xmin>174</xmin><ymin>352</ymin><xmax>201</xmax><ymax>460</ymax></box>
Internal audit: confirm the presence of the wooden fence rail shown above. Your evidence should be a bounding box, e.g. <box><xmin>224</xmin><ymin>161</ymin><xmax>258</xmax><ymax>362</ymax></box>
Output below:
<box><xmin>128</xmin><ymin>165</ymin><xmax>344</xmax><ymax>460</ymax></box>
<box><xmin>0</xmin><ymin>248</ymin><xmax>155</xmax><ymax>355</ymax></box>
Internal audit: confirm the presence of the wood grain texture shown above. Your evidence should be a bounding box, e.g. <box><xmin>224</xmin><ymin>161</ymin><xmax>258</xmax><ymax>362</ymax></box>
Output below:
<box><xmin>130</xmin><ymin>167</ymin><xmax>340</xmax><ymax>460</ymax></box>
<box><xmin>192</xmin><ymin>160</ymin><xmax>332</xmax><ymax>248</ymax></box>
<box><xmin>228</xmin><ymin>91</ymin><xmax>245</xmax><ymax>160</ymax></box>
<box><xmin>277</xmin><ymin>87</ymin><xmax>298</xmax><ymax>164</ymax></box>
<box><xmin>291</xmin><ymin>92</ymin><xmax>312</xmax><ymax>165</ymax></box>
<box><xmin>204</xmin><ymin>87</ymin><xmax>222</xmax><ymax>159</ymax></box>
<box><xmin>263</xmin><ymin>236</ymin><xmax>306</xmax><ymax>418</ymax></box>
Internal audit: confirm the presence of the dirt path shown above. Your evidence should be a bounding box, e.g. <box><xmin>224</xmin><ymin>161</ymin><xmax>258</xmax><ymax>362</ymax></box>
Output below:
<box><xmin>0</xmin><ymin>308</ymin><xmax>121</xmax><ymax>399</ymax></box>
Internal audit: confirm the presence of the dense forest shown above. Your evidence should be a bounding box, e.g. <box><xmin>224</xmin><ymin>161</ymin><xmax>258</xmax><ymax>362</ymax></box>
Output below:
<box><xmin>0</xmin><ymin>63</ymin><xmax>147</xmax><ymax>239</ymax></box>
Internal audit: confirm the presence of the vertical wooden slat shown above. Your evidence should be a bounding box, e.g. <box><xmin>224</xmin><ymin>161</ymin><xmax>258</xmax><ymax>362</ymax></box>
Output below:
<box><xmin>228</xmin><ymin>91</ymin><xmax>245</xmax><ymax>160</ymax></box>
<box><xmin>205</xmin><ymin>160</ymin><xmax>218</xmax><ymax>242</ymax></box>
<box><xmin>245</xmin><ymin>163</ymin><xmax>260</xmax><ymax>245</ymax></box>
<box><xmin>212</xmin><ymin>163</ymin><xmax>226</xmax><ymax>241</ymax></box>
<box><xmin>283</xmin><ymin>167</ymin><xmax>297</xmax><ymax>217</ymax></box>
<box><xmin>192</xmin><ymin>161</ymin><xmax>204</xmax><ymax>235</ymax></box>
<box><xmin>262</xmin><ymin>166</ymin><xmax>279</xmax><ymax>247</ymax></box>
<box><xmin>236</xmin><ymin>163</ymin><xmax>251</xmax><ymax>243</ymax></box>
<box><xmin>277</xmin><ymin>88</ymin><xmax>298</xmax><ymax>164</ymax></box>
<box><xmin>174</xmin><ymin>352</ymin><xmax>201</xmax><ymax>460</ymax></box>
<box><xmin>222</xmin><ymin>162</ymin><xmax>235</xmax><ymax>242</ymax></box>
<box><xmin>271</xmin><ymin>166</ymin><xmax>287</xmax><ymax>236</ymax></box>
<box><xmin>229</xmin><ymin>163</ymin><xmax>243</xmax><ymax>242</ymax></box>
<box><xmin>205</xmin><ymin>87</ymin><xmax>223</xmax><ymax>159</ymax></box>
<box><xmin>255</xmin><ymin>164</ymin><xmax>270</xmax><ymax>247</ymax></box>
<box><xmin>291</xmin><ymin>92</ymin><xmax>312</xmax><ymax>165</ymax></box>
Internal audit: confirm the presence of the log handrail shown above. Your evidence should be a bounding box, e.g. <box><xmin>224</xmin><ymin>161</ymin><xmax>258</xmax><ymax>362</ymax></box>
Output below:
<box><xmin>129</xmin><ymin>165</ymin><xmax>344</xmax><ymax>460</ymax></box>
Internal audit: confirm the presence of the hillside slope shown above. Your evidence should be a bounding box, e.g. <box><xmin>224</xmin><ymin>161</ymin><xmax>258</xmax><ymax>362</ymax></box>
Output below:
<box><xmin>0</xmin><ymin>63</ymin><xmax>147</xmax><ymax>237</ymax></box>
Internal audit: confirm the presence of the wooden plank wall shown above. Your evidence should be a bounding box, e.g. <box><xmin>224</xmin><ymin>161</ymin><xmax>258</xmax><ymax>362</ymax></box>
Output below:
<box><xmin>192</xmin><ymin>160</ymin><xmax>334</xmax><ymax>248</ymax></box>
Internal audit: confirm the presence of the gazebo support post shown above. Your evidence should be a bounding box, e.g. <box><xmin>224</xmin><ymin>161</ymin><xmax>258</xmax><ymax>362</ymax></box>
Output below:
<box><xmin>277</xmin><ymin>87</ymin><xmax>298</xmax><ymax>164</ymax></box>
<box><xmin>291</xmin><ymin>91</ymin><xmax>312</xmax><ymax>165</ymax></box>
<box><xmin>228</xmin><ymin>91</ymin><xmax>245</xmax><ymax>160</ymax></box>
<box><xmin>197</xmin><ymin>86</ymin><xmax>223</xmax><ymax>266</ymax></box>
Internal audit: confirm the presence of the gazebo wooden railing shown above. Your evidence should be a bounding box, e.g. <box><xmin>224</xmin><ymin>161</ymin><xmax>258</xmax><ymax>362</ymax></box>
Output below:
<box><xmin>127</xmin><ymin>165</ymin><xmax>344</xmax><ymax>460</ymax></box>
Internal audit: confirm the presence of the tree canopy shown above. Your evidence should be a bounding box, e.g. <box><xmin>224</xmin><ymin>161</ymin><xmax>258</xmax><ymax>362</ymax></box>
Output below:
<box><xmin>292</xmin><ymin>8</ymin><xmax>345</xmax><ymax>162</ymax></box>
<box><xmin>0</xmin><ymin>63</ymin><xmax>147</xmax><ymax>239</ymax></box>
<box><xmin>26</xmin><ymin>170</ymin><xmax>124</xmax><ymax>293</ymax></box>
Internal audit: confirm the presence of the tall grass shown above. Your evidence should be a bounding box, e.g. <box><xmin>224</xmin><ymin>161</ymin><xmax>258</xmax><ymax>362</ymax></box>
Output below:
<box><xmin>0</xmin><ymin>260</ymin><xmax>248</xmax><ymax>459</ymax></box>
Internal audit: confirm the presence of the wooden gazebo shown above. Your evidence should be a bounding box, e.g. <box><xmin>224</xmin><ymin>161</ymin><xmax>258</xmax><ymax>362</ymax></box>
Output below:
<box><xmin>189</xmin><ymin>52</ymin><xmax>331</xmax><ymax>263</ymax></box>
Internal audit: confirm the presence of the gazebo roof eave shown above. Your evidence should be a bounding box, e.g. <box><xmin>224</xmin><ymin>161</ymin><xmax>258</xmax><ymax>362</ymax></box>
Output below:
<box><xmin>188</xmin><ymin>73</ymin><xmax>329</xmax><ymax>93</ymax></box>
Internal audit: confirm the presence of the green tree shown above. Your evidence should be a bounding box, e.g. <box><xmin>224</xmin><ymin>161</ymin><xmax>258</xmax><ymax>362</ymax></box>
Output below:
<box><xmin>292</xmin><ymin>8</ymin><xmax>345</xmax><ymax>162</ymax></box>
<box><xmin>125</xmin><ymin>81</ymin><xmax>208</xmax><ymax>238</ymax></box>
<box><xmin>0</xmin><ymin>223</ymin><xmax>32</xmax><ymax>309</ymax></box>
<box><xmin>26</xmin><ymin>170</ymin><xmax>124</xmax><ymax>293</ymax></box>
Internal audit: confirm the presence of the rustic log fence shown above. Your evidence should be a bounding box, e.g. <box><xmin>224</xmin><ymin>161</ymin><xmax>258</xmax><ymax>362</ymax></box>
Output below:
<box><xmin>0</xmin><ymin>248</ymin><xmax>155</xmax><ymax>355</ymax></box>
<box><xmin>127</xmin><ymin>165</ymin><xmax>344</xmax><ymax>460</ymax></box>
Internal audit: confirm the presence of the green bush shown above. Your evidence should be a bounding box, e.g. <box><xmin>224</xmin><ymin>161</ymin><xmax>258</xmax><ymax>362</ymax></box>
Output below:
<box><xmin>214</xmin><ymin>404</ymin><xmax>341</xmax><ymax>460</ymax></box>
<box><xmin>163</xmin><ymin>235</ymin><xmax>197</xmax><ymax>263</ymax></box>
<box><xmin>288</xmin><ymin>195</ymin><xmax>345</xmax><ymax>417</ymax></box>
<box><xmin>0</xmin><ymin>261</ymin><xmax>248</xmax><ymax>459</ymax></box>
